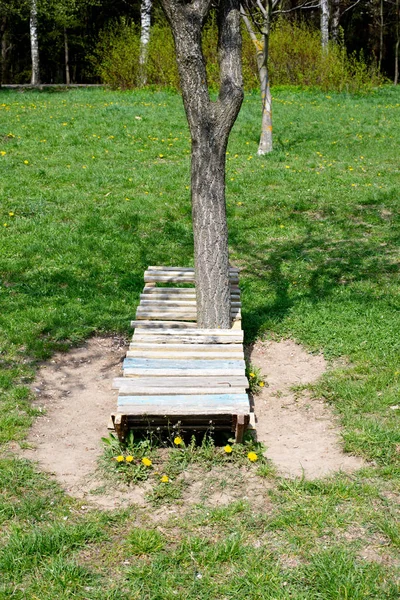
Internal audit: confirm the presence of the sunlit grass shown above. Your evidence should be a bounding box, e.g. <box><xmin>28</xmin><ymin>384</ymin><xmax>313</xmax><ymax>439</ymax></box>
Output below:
<box><xmin>0</xmin><ymin>85</ymin><xmax>399</xmax><ymax>598</ymax></box>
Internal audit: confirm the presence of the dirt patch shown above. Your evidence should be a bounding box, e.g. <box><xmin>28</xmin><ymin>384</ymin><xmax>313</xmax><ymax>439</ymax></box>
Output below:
<box><xmin>18</xmin><ymin>336</ymin><xmax>364</xmax><ymax>510</ymax></box>
<box><xmin>250</xmin><ymin>340</ymin><xmax>365</xmax><ymax>479</ymax></box>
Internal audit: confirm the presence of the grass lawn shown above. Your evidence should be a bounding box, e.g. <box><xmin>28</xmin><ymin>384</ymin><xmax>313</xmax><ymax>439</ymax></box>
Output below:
<box><xmin>0</xmin><ymin>85</ymin><xmax>399</xmax><ymax>598</ymax></box>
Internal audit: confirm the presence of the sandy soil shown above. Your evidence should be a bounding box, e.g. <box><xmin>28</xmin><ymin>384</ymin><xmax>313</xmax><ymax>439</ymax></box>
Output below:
<box><xmin>18</xmin><ymin>336</ymin><xmax>365</xmax><ymax>509</ymax></box>
<box><xmin>249</xmin><ymin>340</ymin><xmax>365</xmax><ymax>479</ymax></box>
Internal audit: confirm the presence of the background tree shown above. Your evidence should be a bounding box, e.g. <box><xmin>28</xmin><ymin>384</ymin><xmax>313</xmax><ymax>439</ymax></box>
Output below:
<box><xmin>241</xmin><ymin>0</ymin><xmax>279</xmax><ymax>154</ymax></box>
<box><xmin>159</xmin><ymin>0</ymin><xmax>244</xmax><ymax>328</ymax></box>
<box><xmin>139</xmin><ymin>0</ymin><xmax>152</xmax><ymax>85</ymax></box>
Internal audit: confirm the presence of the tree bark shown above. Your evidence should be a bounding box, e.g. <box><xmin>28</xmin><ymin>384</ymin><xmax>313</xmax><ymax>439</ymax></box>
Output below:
<box><xmin>160</xmin><ymin>0</ymin><xmax>244</xmax><ymax>328</ymax></box>
<box><xmin>139</xmin><ymin>0</ymin><xmax>152</xmax><ymax>86</ymax></box>
<box><xmin>378</xmin><ymin>0</ymin><xmax>384</xmax><ymax>71</ymax></box>
<box><xmin>320</xmin><ymin>0</ymin><xmax>329</xmax><ymax>51</ymax></box>
<box><xmin>241</xmin><ymin>4</ymin><xmax>273</xmax><ymax>154</ymax></box>
<box><xmin>331</xmin><ymin>0</ymin><xmax>340</xmax><ymax>43</ymax></box>
<box><xmin>64</xmin><ymin>27</ymin><xmax>70</xmax><ymax>84</ymax></box>
<box><xmin>30</xmin><ymin>0</ymin><xmax>40</xmax><ymax>85</ymax></box>
<box><xmin>395</xmin><ymin>0</ymin><xmax>399</xmax><ymax>84</ymax></box>
<box><xmin>0</xmin><ymin>16</ymin><xmax>6</xmax><ymax>87</ymax></box>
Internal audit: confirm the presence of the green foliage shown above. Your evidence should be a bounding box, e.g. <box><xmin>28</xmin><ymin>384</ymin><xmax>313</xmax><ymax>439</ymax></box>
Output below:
<box><xmin>245</xmin><ymin>362</ymin><xmax>266</xmax><ymax>394</ymax></box>
<box><xmin>93</xmin><ymin>17</ymin><xmax>383</xmax><ymax>93</ymax></box>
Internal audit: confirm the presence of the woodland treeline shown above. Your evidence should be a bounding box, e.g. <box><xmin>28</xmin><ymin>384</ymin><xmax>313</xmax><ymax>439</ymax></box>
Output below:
<box><xmin>0</xmin><ymin>0</ymin><xmax>399</xmax><ymax>87</ymax></box>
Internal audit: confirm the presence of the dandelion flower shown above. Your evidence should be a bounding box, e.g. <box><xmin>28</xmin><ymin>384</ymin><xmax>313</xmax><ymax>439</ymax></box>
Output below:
<box><xmin>0</xmin><ymin>151</ymin><xmax>6</xmax><ymax>156</ymax></box>
<box><xmin>249</xmin><ymin>372</ymin><xmax>255</xmax><ymax>378</ymax></box>
<box><xmin>161</xmin><ymin>475</ymin><xmax>169</xmax><ymax>483</ymax></box>
<box><xmin>174</xmin><ymin>436</ymin><xmax>183</xmax><ymax>446</ymax></box>
<box><xmin>159</xmin><ymin>154</ymin><xmax>164</xmax><ymax>158</ymax></box>
<box><xmin>259</xmin><ymin>382</ymin><xmax>265</xmax><ymax>387</ymax></box>
<box><xmin>9</xmin><ymin>212</ymin><xmax>14</xmax><ymax>217</ymax></box>
<box><xmin>224</xmin><ymin>445</ymin><xmax>233</xmax><ymax>454</ymax></box>
<box><xmin>115</xmin><ymin>455</ymin><xmax>124</xmax><ymax>462</ymax></box>
<box><xmin>3</xmin><ymin>223</ymin><xmax>8</xmax><ymax>227</ymax></box>
<box><xmin>24</xmin><ymin>160</ymin><xmax>29</xmax><ymax>165</ymax></box>
<box><xmin>247</xmin><ymin>452</ymin><xmax>258</xmax><ymax>462</ymax></box>
<box><xmin>125</xmin><ymin>455</ymin><xmax>134</xmax><ymax>462</ymax></box>
<box><xmin>142</xmin><ymin>457</ymin><xmax>152</xmax><ymax>467</ymax></box>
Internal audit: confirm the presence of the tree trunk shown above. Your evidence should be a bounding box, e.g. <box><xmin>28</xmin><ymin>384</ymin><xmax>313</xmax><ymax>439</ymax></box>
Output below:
<box><xmin>30</xmin><ymin>0</ymin><xmax>40</xmax><ymax>85</ymax></box>
<box><xmin>64</xmin><ymin>27</ymin><xmax>70</xmax><ymax>85</ymax></box>
<box><xmin>160</xmin><ymin>0</ymin><xmax>243</xmax><ymax>328</ymax></box>
<box><xmin>139</xmin><ymin>0</ymin><xmax>152</xmax><ymax>86</ymax></box>
<box><xmin>320</xmin><ymin>0</ymin><xmax>329</xmax><ymax>51</ymax></box>
<box><xmin>378</xmin><ymin>0</ymin><xmax>384</xmax><ymax>71</ymax></box>
<box><xmin>241</xmin><ymin>4</ymin><xmax>273</xmax><ymax>154</ymax></box>
<box><xmin>395</xmin><ymin>0</ymin><xmax>399</xmax><ymax>84</ymax></box>
<box><xmin>0</xmin><ymin>16</ymin><xmax>6</xmax><ymax>87</ymax></box>
<box><xmin>331</xmin><ymin>0</ymin><xmax>340</xmax><ymax>43</ymax></box>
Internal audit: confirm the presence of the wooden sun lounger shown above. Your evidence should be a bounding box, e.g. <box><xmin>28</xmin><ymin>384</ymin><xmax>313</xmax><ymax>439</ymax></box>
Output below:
<box><xmin>111</xmin><ymin>266</ymin><xmax>251</xmax><ymax>442</ymax></box>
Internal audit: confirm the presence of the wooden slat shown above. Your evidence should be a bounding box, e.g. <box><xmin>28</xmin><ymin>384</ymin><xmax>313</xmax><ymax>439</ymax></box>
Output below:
<box><xmin>128</xmin><ymin>342</ymin><xmax>243</xmax><ymax>352</ymax></box>
<box><xmin>113</xmin><ymin>375</ymin><xmax>249</xmax><ymax>389</ymax></box>
<box><xmin>118</xmin><ymin>385</ymin><xmax>245</xmax><ymax>396</ymax></box>
<box><xmin>131</xmin><ymin>320</ymin><xmax>198</xmax><ymax>329</ymax></box>
<box><xmin>123</xmin><ymin>357</ymin><xmax>245</xmax><ymax>376</ymax></box>
<box><xmin>136</xmin><ymin>306</ymin><xmax>241</xmax><ymax>321</ymax></box>
<box><xmin>126</xmin><ymin>351</ymin><xmax>244</xmax><ymax>360</ymax></box>
<box><xmin>131</xmin><ymin>334</ymin><xmax>243</xmax><ymax>345</ymax></box>
<box><xmin>118</xmin><ymin>393</ymin><xmax>249</xmax><ymax>413</ymax></box>
<box><xmin>144</xmin><ymin>272</ymin><xmax>239</xmax><ymax>284</ymax></box>
<box><xmin>139</xmin><ymin>299</ymin><xmax>241</xmax><ymax>308</ymax></box>
<box><xmin>147</xmin><ymin>266</ymin><xmax>239</xmax><ymax>273</ymax></box>
<box><xmin>141</xmin><ymin>287</ymin><xmax>240</xmax><ymax>296</ymax></box>
<box><xmin>132</xmin><ymin>328</ymin><xmax>243</xmax><ymax>338</ymax></box>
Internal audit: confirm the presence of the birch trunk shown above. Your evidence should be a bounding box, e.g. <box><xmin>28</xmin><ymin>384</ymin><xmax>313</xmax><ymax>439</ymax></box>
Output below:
<box><xmin>30</xmin><ymin>0</ymin><xmax>40</xmax><ymax>85</ymax></box>
<box><xmin>64</xmin><ymin>28</ymin><xmax>70</xmax><ymax>85</ymax></box>
<box><xmin>241</xmin><ymin>3</ymin><xmax>273</xmax><ymax>154</ymax></box>
<box><xmin>139</xmin><ymin>0</ymin><xmax>152</xmax><ymax>86</ymax></box>
<box><xmin>320</xmin><ymin>0</ymin><xmax>329</xmax><ymax>51</ymax></box>
<box><xmin>331</xmin><ymin>0</ymin><xmax>340</xmax><ymax>43</ymax></box>
<box><xmin>0</xmin><ymin>16</ymin><xmax>6</xmax><ymax>86</ymax></box>
<box><xmin>159</xmin><ymin>0</ymin><xmax>243</xmax><ymax>328</ymax></box>
<box><xmin>378</xmin><ymin>0</ymin><xmax>384</xmax><ymax>71</ymax></box>
<box><xmin>395</xmin><ymin>0</ymin><xmax>399</xmax><ymax>85</ymax></box>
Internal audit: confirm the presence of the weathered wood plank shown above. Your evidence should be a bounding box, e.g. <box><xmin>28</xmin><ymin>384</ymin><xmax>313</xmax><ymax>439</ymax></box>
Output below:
<box><xmin>126</xmin><ymin>350</ymin><xmax>244</xmax><ymax>360</ymax></box>
<box><xmin>123</xmin><ymin>357</ymin><xmax>245</xmax><ymax>369</ymax></box>
<box><xmin>118</xmin><ymin>385</ymin><xmax>246</xmax><ymax>396</ymax></box>
<box><xmin>144</xmin><ymin>272</ymin><xmax>239</xmax><ymax>284</ymax></box>
<box><xmin>132</xmin><ymin>328</ymin><xmax>243</xmax><ymax>338</ymax></box>
<box><xmin>139</xmin><ymin>299</ymin><xmax>241</xmax><ymax>308</ymax></box>
<box><xmin>118</xmin><ymin>393</ymin><xmax>249</xmax><ymax>412</ymax></box>
<box><xmin>131</xmin><ymin>334</ymin><xmax>243</xmax><ymax>344</ymax></box>
<box><xmin>131</xmin><ymin>320</ymin><xmax>198</xmax><ymax>329</ymax></box>
<box><xmin>147</xmin><ymin>266</ymin><xmax>239</xmax><ymax>273</ymax></box>
<box><xmin>113</xmin><ymin>375</ymin><xmax>249</xmax><ymax>389</ymax></box>
<box><xmin>128</xmin><ymin>342</ymin><xmax>243</xmax><ymax>352</ymax></box>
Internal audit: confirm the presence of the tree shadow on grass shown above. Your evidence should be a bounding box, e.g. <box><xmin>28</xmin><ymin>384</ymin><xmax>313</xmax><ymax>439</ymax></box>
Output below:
<box><xmin>231</xmin><ymin>227</ymin><xmax>400</xmax><ymax>343</ymax></box>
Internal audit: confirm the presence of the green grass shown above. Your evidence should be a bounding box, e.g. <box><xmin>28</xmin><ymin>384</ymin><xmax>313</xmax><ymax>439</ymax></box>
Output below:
<box><xmin>0</xmin><ymin>85</ymin><xmax>399</xmax><ymax>598</ymax></box>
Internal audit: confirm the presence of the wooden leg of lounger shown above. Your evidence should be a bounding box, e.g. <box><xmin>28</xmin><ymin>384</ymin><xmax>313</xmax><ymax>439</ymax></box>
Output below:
<box><xmin>235</xmin><ymin>414</ymin><xmax>246</xmax><ymax>443</ymax></box>
<box><xmin>114</xmin><ymin>414</ymin><xmax>128</xmax><ymax>442</ymax></box>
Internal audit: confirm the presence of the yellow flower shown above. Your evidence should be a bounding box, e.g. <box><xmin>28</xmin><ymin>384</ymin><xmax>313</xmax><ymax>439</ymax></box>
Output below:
<box><xmin>3</xmin><ymin>223</ymin><xmax>8</xmax><ymax>227</ymax></box>
<box><xmin>159</xmin><ymin>154</ymin><xmax>164</xmax><ymax>158</ymax></box>
<box><xmin>224</xmin><ymin>445</ymin><xmax>233</xmax><ymax>454</ymax></box>
<box><xmin>9</xmin><ymin>212</ymin><xmax>14</xmax><ymax>217</ymax></box>
<box><xmin>125</xmin><ymin>455</ymin><xmax>134</xmax><ymax>462</ymax></box>
<box><xmin>249</xmin><ymin>372</ymin><xmax>255</xmax><ymax>378</ymax></box>
<box><xmin>115</xmin><ymin>455</ymin><xmax>124</xmax><ymax>462</ymax></box>
<box><xmin>259</xmin><ymin>382</ymin><xmax>265</xmax><ymax>387</ymax></box>
<box><xmin>247</xmin><ymin>452</ymin><xmax>258</xmax><ymax>462</ymax></box>
<box><xmin>174</xmin><ymin>436</ymin><xmax>183</xmax><ymax>446</ymax></box>
<box><xmin>0</xmin><ymin>151</ymin><xmax>6</xmax><ymax>156</ymax></box>
<box><xmin>142</xmin><ymin>457</ymin><xmax>152</xmax><ymax>467</ymax></box>
<box><xmin>24</xmin><ymin>160</ymin><xmax>29</xmax><ymax>164</ymax></box>
<box><xmin>160</xmin><ymin>475</ymin><xmax>169</xmax><ymax>483</ymax></box>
